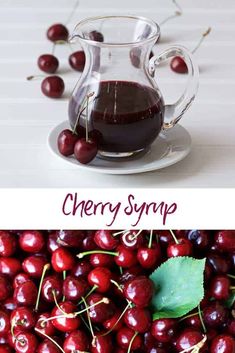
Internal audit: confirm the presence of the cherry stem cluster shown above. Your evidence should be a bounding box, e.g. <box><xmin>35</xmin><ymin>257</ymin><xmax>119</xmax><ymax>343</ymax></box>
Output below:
<box><xmin>179</xmin><ymin>335</ymin><xmax>207</xmax><ymax>353</ymax></box>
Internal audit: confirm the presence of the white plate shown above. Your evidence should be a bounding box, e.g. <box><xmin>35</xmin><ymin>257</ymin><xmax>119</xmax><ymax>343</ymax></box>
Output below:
<box><xmin>48</xmin><ymin>121</ymin><xmax>191</xmax><ymax>175</ymax></box>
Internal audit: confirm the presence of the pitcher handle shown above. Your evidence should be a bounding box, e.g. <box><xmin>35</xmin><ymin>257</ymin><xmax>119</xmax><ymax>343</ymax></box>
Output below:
<box><xmin>149</xmin><ymin>46</ymin><xmax>199</xmax><ymax>130</ymax></box>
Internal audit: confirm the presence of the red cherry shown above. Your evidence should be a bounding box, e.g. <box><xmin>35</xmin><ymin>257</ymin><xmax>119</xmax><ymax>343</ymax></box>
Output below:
<box><xmin>115</xmin><ymin>245</ymin><xmax>137</xmax><ymax>268</ymax></box>
<box><xmin>41</xmin><ymin>76</ymin><xmax>65</xmax><ymax>99</ymax></box>
<box><xmin>137</xmin><ymin>245</ymin><xmax>161</xmax><ymax>269</ymax></box>
<box><xmin>116</xmin><ymin>327</ymin><xmax>142</xmax><ymax>350</ymax></box>
<box><xmin>124</xmin><ymin>307</ymin><xmax>151</xmax><ymax>333</ymax></box>
<box><xmin>210</xmin><ymin>335</ymin><xmax>235</xmax><ymax>353</ymax></box>
<box><xmin>91</xmin><ymin>335</ymin><xmax>112</xmax><ymax>353</ymax></box>
<box><xmin>56</xmin><ymin>230</ymin><xmax>85</xmax><ymax>247</ymax></box>
<box><xmin>2</xmin><ymin>297</ymin><xmax>17</xmax><ymax>312</ymax></box>
<box><xmin>170</xmin><ymin>56</ymin><xmax>188</xmax><ymax>74</ymax></box>
<box><xmin>51</xmin><ymin>301</ymin><xmax>80</xmax><ymax>332</ymax></box>
<box><xmin>47</xmin><ymin>24</ymin><xmax>69</xmax><ymax>42</ymax></box>
<box><xmin>47</xmin><ymin>232</ymin><xmax>62</xmax><ymax>253</ymax></box>
<box><xmin>0</xmin><ymin>231</ymin><xmax>17</xmax><ymax>257</ymax></box>
<box><xmin>38</xmin><ymin>55</ymin><xmax>59</xmax><ymax>74</ymax></box>
<box><xmin>13</xmin><ymin>273</ymin><xmax>30</xmax><ymax>289</ymax></box>
<box><xmin>167</xmin><ymin>238</ymin><xmax>192</xmax><ymax>257</ymax></box>
<box><xmin>14</xmin><ymin>332</ymin><xmax>38</xmax><ymax>353</ymax></box>
<box><xmin>0</xmin><ymin>257</ymin><xmax>21</xmax><ymax>277</ymax></box>
<box><xmin>35</xmin><ymin>313</ymin><xmax>56</xmax><ymax>338</ymax></box>
<box><xmin>94</xmin><ymin>230</ymin><xmax>119</xmax><ymax>250</ymax></box>
<box><xmin>19</xmin><ymin>231</ymin><xmax>44</xmax><ymax>253</ymax></box>
<box><xmin>0</xmin><ymin>275</ymin><xmax>12</xmax><ymax>300</ymax></box>
<box><xmin>69</xmin><ymin>51</ymin><xmax>86</xmax><ymax>71</ymax></box>
<box><xmin>0</xmin><ymin>345</ymin><xmax>12</xmax><ymax>353</ymax></box>
<box><xmin>88</xmin><ymin>267</ymin><xmax>111</xmax><ymax>293</ymax></box>
<box><xmin>176</xmin><ymin>329</ymin><xmax>204</xmax><ymax>352</ymax></box>
<box><xmin>63</xmin><ymin>330</ymin><xmax>89</xmax><ymax>353</ymax></box>
<box><xmin>89</xmin><ymin>30</ymin><xmax>104</xmax><ymax>42</ymax></box>
<box><xmin>103</xmin><ymin>310</ymin><xmax>123</xmax><ymax>331</ymax></box>
<box><xmin>74</xmin><ymin>138</ymin><xmax>98</xmax><ymax>164</ymax></box>
<box><xmin>42</xmin><ymin>275</ymin><xmax>62</xmax><ymax>303</ymax></box>
<box><xmin>0</xmin><ymin>310</ymin><xmax>10</xmax><ymax>336</ymax></box>
<box><xmin>57</xmin><ymin>129</ymin><xmax>79</xmax><ymax>157</ymax></box>
<box><xmin>37</xmin><ymin>338</ymin><xmax>61</xmax><ymax>353</ymax></box>
<box><xmin>209</xmin><ymin>275</ymin><xmax>231</xmax><ymax>300</ymax></box>
<box><xmin>13</xmin><ymin>280</ymin><xmax>37</xmax><ymax>306</ymax></box>
<box><xmin>151</xmin><ymin>319</ymin><xmax>176</xmax><ymax>343</ymax></box>
<box><xmin>10</xmin><ymin>307</ymin><xmax>36</xmax><ymax>332</ymax></box>
<box><xmin>123</xmin><ymin>276</ymin><xmax>154</xmax><ymax>308</ymax></box>
<box><xmin>62</xmin><ymin>276</ymin><xmax>89</xmax><ymax>301</ymax></box>
<box><xmin>71</xmin><ymin>261</ymin><xmax>92</xmax><ymax>278</ymax></box>
<box><xmin>121</xmin><ymin>230</ymin><xmax>145</xmax><ymax>250</ymax></box>
<box><xmin>22</xmin><ymin>255</ymin><xmax>48</xmax><ymax>278</ymax></box>
<box><xmin>51</xmin><ymin>247</ymin><xmax>75</xmax><ymax>272</ymax></box>
<box><xmin>214</xmin><ymin>231</ymin><xmax>235</xmax><ymax>253</ymax></box>
<box><xmin>90</xmin><ymin>253</ymin><xmax>114</xmax><ymax>267</ymax></box>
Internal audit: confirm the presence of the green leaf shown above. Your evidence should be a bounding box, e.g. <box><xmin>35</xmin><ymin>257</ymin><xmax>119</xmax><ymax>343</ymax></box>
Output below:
<box><xmin>150</xmin><ymin>257</ymin><xmax>206</xmax><ymax>320</ymax></box>
<box><xmin>224</xmin><ymin>292</ymin><xmax>235</xmax><ymax>308</ymax></box>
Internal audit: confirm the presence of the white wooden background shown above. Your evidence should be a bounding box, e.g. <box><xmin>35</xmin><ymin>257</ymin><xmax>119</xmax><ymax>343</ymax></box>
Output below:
<box><xmin>0</xmin><ymin>0</ymin><xmax>235</xmax><ymax>187</ymax></box>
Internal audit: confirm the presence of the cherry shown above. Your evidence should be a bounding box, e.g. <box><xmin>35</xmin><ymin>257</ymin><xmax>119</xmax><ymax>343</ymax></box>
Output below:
<box><xmin>91</xmin><ymin>335</ymin><xmax>112</xmax><ymax>353</ymax></box>
<box><xmin>10</xmin><ymin>307</ymin><xmax>35</xmax><ymax>332</ymax></box>
<box><xmin>63</xmin><ymin>330</ymin><xmax>89</xmax><ymax>353</ymax></box>
<box><xmin>2</xmin><ymin>297</ymin><xmax>17</xmax><ymax>312</ymax></box>
<box><xmin>124</xmin><ymin>276</ymin><xmax>154</xmax><ymax>307</ymax></box>
<box><xmin>22</xmin><ymin>255</ymin><xmax>48</xmax><ymax>278</ymax></box>
<box><xmin>0</xmin><ymin>231</ymin><xmax>17</xmax><ymax>257</ymax></box>
<box><xmin>124</xmin><ymin>307</ymin><xmax>151</xmax><ymax>333</ymax></box>
<box><xmin>74</xmin><ymin>137</ymin><xmax>98</xmax><ymax>164</ymax></box>
<box><xmin>56</xmin><ymin>230</ymin><xmax>85</xmax><ymax>248</ymax></box>
<box><xmin>170</xmin><ymin>57</ymin><xmax>188</xmax><ymax>74</ymax></box>
<box><xmin>69</xmin><ymin>51</ymin><xmax>86</xmax><ymax>71</ymax></box>
<box><xmin>94</xmin><ymin>230</ymin><xmax>119</xmax><ymax>250</ymax></box>
<box><xmin>115</xmin><ymin>245</ymin><xmax>138</xmax><ymax>268</ymax></box>
<box><xmin>0</xmin><ymin>310</ymin><xmax>10</xmax><ymax>336</ymax></box>
<box><xmin>70</xmin><ymin>260</ymin><xmax>92</xmax><ymax>278</ymax></box>
<box><xmin>62</xmin><ymin>276</ymin><xmax>89</xmax><ymax>301</ymax></box>
<box><xmin>14</xmin><ymin>332</ymin><xmax>38</xmax><ymax>353</ymax></box>
<box><xmin>89</xmin><ymin>30</ymin><xmax>104</xmax><ymax>42</ymax></box>
<box><xmin>209</xmin><ymin>275</ymin><xmax>231</xmax><ymax>300</ymax></box>
<box><xmin>41</xmin><ymin>76</ymin><xmax>65</xmax><ymax>99</ymax></box>
<box><xmin>203</xmin><ymin>301</ymin><xmax>228</xmax><ymax>328</ymax></box>
<box><xmin>0</xmin><ymin>257</ymin><xmax>21</xmax><ymax>277</ymax></box>
<box><xmin>137</xmin><ymin>245</ymin><xmax>161</xmax><ymax>269</ymax></box>
<box><xmin>88</xmin><ymin>267</ymin><xmax>111</xmax><ymax>293</ymax></box>
<box><xmin>82</xmin><ymin>233</ymin><xmax>97</xmax><ymax>251</ymax></box>
<box><xmin>90</xmin><ymin>253</ymin><xmax>114</xmax><ymax>267</ymax></box>
<box><xmin>184</xmin><ymin>314</ymin><xmax>202</xmax><ymax>329</ymax></box>
<box><xmin>42</xmin><ymin>275</ymin><xmax>63</xmax><ymax>302</ymax></box>
<box><xmin>103</xmin><ymin>309</ymin><xmax>123</xmax><ymax>331</ymax></box>
<box><xmin>51</xmin><ymin>247</ymin><xmax>75</xmax><ymax>272</ymax></box>
<box><xmin>176</xmin><ymin>329</ymin><xmax>204</xmax><ymax>352</ymax></box>
<box><xmin>47</xmin><ymin>24</ymin><xmax>69</xmax><ymax>42</ymax></box>
<box><xmin>87</xmin><ymin>293</ymin><xmax>115</xmax><ymax>323</ymax></box>
<box><xmin>57</xmin><ymin>130</ymin><xmax>79</xmax><ymax>157</ymax></box>
<box><xmin>47</xmin><ymin>232</ymin><xmax>61</xmax><ymax>253</ymax></box>
<box><xmin>0</xmin><ymin>275</ymin><xmax>12</xmax><ymax>300</ymax></box>
<box><xmin>187</xmin><ymin>230</ymin><xmax>210</xmax><ymax>251</ymax></box>
<box><xmin>210</xmin><ymin>334</ymin><xmax>235</xmax><ymax>353</ymax></box>
<box><xmin>116</xmin><ymin>327</ymin><xmax>142</xmax><ymax>350</ymax></box>
<box><xmin>13</xmin><ymin>273</ymin><xmax>30</xmax><ymax>289</ymax></box>
<box><xmin>37</xmin><ymin>338</ymin><xmax>61</xmax><ymax>353</ymax></box>
<box><xmin>167</xmin><ymin>238</ymin><xmax>192</xmax><ymax>257</ymax></box>
<box><xmin>119</xmin><ymin>265</ymin><xmax>144</xmax><ymax>284</ymax></box>
<box><xmin>13</xmin><ymin>280</ymin><xmax>37</xmax><ymax>306</ymax></box>
<box><xmin>19</xmin><ymin>231</ymin><xmax>44</xmax><ymax>253</ymax></box>
<box><xmin>151</xmin><ymin>319</ymin><xmax>176</xmax><ymax>343</ymax></box>
<box><xmin>227</xmin><ymin>319</ymin><xmax>235</xmax><ymax>336</ymax></box>
<box><xmin>51</xmin><ymin>301</ymin><xmax>80</xmax><ymax>332</ymax></box>
<box><xmin>214</xmin><ymin>231</ymin><xmax>235</xmax><ymax>253</ymax></box>
<box><xmin>121</xmin><ymin>230</ymin><xmax>145</xmax><ymax>250</ymax></box>
<box><xmin>38</xmin><ymin>55</ymin><xmax>59</xmax><ymax>74</ymax></box>
<box><xmin>207</xmin><ymin>254</ymin><xmax>231</xmax><ymax>274</ymax></box>
<box><xmin>0</xmin><ymin>345</ymin><xmax>12</xmax><ymax>353</ymax></box>
<box><xmin>35</xmin><ymin>313</ymin><xmax>56</xmax><ymax>338</ymax></box>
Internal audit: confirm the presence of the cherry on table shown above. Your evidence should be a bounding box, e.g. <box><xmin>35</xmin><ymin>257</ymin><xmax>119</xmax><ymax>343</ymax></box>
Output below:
<box><xmin>0</xmin><ymin>231</ymin><xmax>17</xmax><ymax>257</ymax></box>
<box><xmin>74</xmin><ymin>137</ymin><xmax>98</xmax><ymax>164</ymax></box>
<box><xmin>47</xmin><ymin>23</ymin><xmax>69</xmax><ymax>42</ymax></box>
<box><xmin>69</xmin><ymin>51</ymin><xmax>86</xmax><ymax>71</ymax></box>
<box><xmin>41</xmin><ymin>76</ymin><xmax>65</xmax><ymax>99</ymax></box>
<box><xmin>38</xmin><ymin>54</ymin><xmax>59</xmax><ymax>74</ymax></box>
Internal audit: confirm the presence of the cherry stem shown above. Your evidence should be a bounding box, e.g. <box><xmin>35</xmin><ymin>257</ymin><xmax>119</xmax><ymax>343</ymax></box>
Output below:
<box><xmin>127</xmin><ymin>331</ymin><xmax>138</xmax><ymax>353</ymax></box>
<box><xmin>77</xmin><ymin>250</ymin><xmax>118</xmax><ymax>259</ymax></box>
<box><xmin>111</xmin><ymin>279</ymin><xmax>132</xmax><ymax>306</ymax></box>
<box><xmin>172</xmin><ymin>0</ymin><xmax>183</xmax><ymax>14</ymax></box>
<box><xmin>159</xmin><ymin>10</ymin><xmax>181</xmax><ymax>26</ymax></box>
<box><xmin>192</xmin><ymin>27</ymin><xmax>211</xmax><ymax>54</ymax></box>
<box><xmin>85</xmin><ymin>95</ymin><xmax>89</xmax><ymax>142</ymax></box>
<box><xmin>65</xmin><ymin>0</ymin><xmax>80</xmax><ymax>25</ymax></box>
<box><xmin>179</xmin><ymin>335</ymin><xmax>207</xmax><ymax>353</ymax></box>
<box><xmin>100</xmin><ymin>302</ymin><xmax>132</xmax><ymax>337</ymax></box>
<box><xmin>35</xmin><ymin>263</ymin><xmax>50</xmax><ymax>312</ymax></box>
<box><xmin>198</xmin><ymin>304</ymin><xmax>207</xmax><ymax>334</ymax></box>
<box><xmin>26</xmin><ymin>75</ymin><xmax>45</xmax><ymax>81</ymax></box>
<box><xmin>228</xmin><ymin>274</ymin><xmax>235</xmax><ymax>279</ymax></box>
<box><xmin>35</xmin><ymin>327</ymin><xmax>66</xmax><ymax>353</ymax></box>
<box><xmin>148</xmin><ymin>229</ymin><xmax>154</xmax><ymax>248</ymax></box>
<box><xmin>230</xmin><ymin>286</ymin><xmax>235</xmax><ymax>290</ymax></box>
<box><xmin>72</xmin><ymin>92</ymin><xmax>95</xmax><ymax>136</ymax></box>
<box><xmin>52</xmin><ymin>290</ymin><xmax>67</xmax><ymax>315</ymax></box>
<box><xmin>82</xmin><ymin>296</ymin><xmax>95</xmax><ymax>339</ymax></box>
<box><xmin>77</xmin><ymin>285</ymin><xmax>98</xmax><ymax>305</ymax></box>
<box><xmin>113</xmin><ymin>230</ymin><xmax>127</xmax><ymax>236</ymax></box>
<box><xmin>169</xmin><ymin>230</ymin><xmax>179</xmax><ymax>244</ymax></box>
<box><xmin>119</xmin><ymin>266</ymin><xmax>123</xmax><ymax>275</ymax></box>
<box><xmin>179</xmin><ymin>311</ymin><xmax>198</xmax><ymax>322</ymax></box>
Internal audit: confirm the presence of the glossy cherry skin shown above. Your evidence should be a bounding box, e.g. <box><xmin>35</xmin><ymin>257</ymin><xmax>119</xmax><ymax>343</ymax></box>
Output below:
<box><xmin>214</xmin><ymin>231</ymin><xmax>235</xmax><ymax>253</ymax></box>
<box><xmin>209</xmin><ymin>275</ymin><xmax>231</xmax><ymax>300</ymax></box>
<box><xmin>57</xmin><ymin>129</ymin><xmax>79</xmax><ymax>157</ymax></box>
<box><xmin>89</xmin><ymin>30</ymin><xmax>104</xmax><ymax>42</ymax></box>
<box><xmin>38</xmin><ymin>54</ymin><xmax>59</xmax><ymax>74</ymax></box>
<box><xmin>0</xmin><ymin>345</ymin><xmax>12</xmax><ymax>353</ymax></box>
<box><xmin>51</xmin><ymin>247</ymin><xmax>75</xmax><ymax>272</ymax></box>
<box><xmin>10</xmin><ymin>307</ymin><xmax>35</xmax><ymax>332</ymax></box>
<box><xmin>13</xmin><ymin>273</ymin><xmax>30</xmax><ymax>289</ymax></box>
<box><xmin>151</xmin><ymin>319</ymin><xmax>176</xmax><ymax>343</ymax></box>
<box><xmin>94</xmin><ymin>230</ymin><xmax>119</xmax><ymax>250</ymax></box>
<box><xmin>41</xmin><ymin>76</ymin><xmax>65</xmax><ymax>99</ymax></box>
<box><xmin>42</xmin><ymin>275</ymin><xmax>63</xmax><ymax>302</ymax></box>
<box><xmin>170</xmin><ymin>56</ymin><xmax>188</xmax><ymax>74</ymax></box>
<box><xmin>81</xmin><ymin>233</ymin><xmax>97</xmax><ymax>251</ymax></box>
<box><xmin>69</xmin><ymin>51</ymin><xmax>86</xmax><ymax>71</ymax></box>
<box><xmin>0</xmin><ymin>310</ymin><xmax>10</xmax><ymax>336</ymax></box>
<box><xmin>91</xmin><ymin>335</ymin><xmax>112</xmax><ymax>353</ymax></box>
<box><xmin>0</xmin><ymin>275</ymin><xmax>12</xmax><ymax>300</ymax></box>
<box><xmin>176</xmin><ymin>329</ymin><xmax>204</xmax><ymax>352</ymax></box>
<box><xmin>87</xmin><ymin>293</ymin><xmax>115</xmax><ymax>323</ymax></box>
<box><xmin>207</xmin><ymin>254</ymin><xmax>231</xmax><ymax>274</ymax></box>
<box><xmin>19</xmin><ymin>231</ymin><xmax>44</xmax><ymax>253</ymax></box>
<box><xmin>184</xmin><ymin>314</ymin><xmax>201</xmax><ymax>329</ymax></box>
<box><xmin>187</xmin><ymin>230</ymin><xmax>210</xmax><ymax>251</ymax></box>
<box><xmin>90</xmin><ymin>253</ymin><xmax>114</xmax><ymax>267</ymax></box>
<box><xmin>70</xmin><ymin>261</ymin><xmax>92</xmax><ymax>278</ymax></box>
<box><xmin>115</xmin><ymin>245</ymin><xmax>137</xmax><ymax>268</ymax></box>
<box><xmin>137</xmin><ymin>245</ymin><xmax>161</xmax><ymax>269</ymax></box>
<box><xmin>47</xmin><ymin>24</ymin><xmax>69</xmax><ymax>42</ymax></box>
<box><xmin>13</xmin><ymin>280</ymin><xmax>38</xmax><ymax>306</ymax></box>
<box><xmin>51</xmin><ymin>301</ymin><xmax>80</xmax><ymax>332</ymax></box>
<box><xmin>37</xmin><ymin>338</ymin><xmax>61</xmax><ymax>353</ymax></box>
<box><xmin>47</xmin><ymin>232</ymin><xmax>61</xmax><ymax>253</ymax></box>
<box><xmin>22</xmin><ymin>255</ymin><xmax>48</xmax><ymax>278</ymax></box>
<box><xmin>56</xmin><ymin>230</ymin><xmax>85</xmax><ymax>247</ymax></box>
<box><xmin>121</xmin><ymin>230</ymin><xmax>145</xmax><ymax>250</ymax></box>
<box><xmin>62</xmin><ymin>276</ymin><xmax>89</xmax><ymax>301</ymax></box>
<box><xmin>116</xmin><ymin>327</ymin><xmax>142</xmax><ymax>350</ymax></box>
<box><xmin>124</xmin><ymin>307</ymin><xmax>151</xmax><ymax>333</ymax></box>
<box><xmin>167</xmin><ymin>238</ymin><xmax>192</xmax><ymax>257</ymax></box>
<box><xmin>2</xmin><ymin>297</ymin><xmax>17</xmax><ymax>312</ymax></box>
<box><xmin>227</xmin><ymin>319</ymin><xmax>235</xmax><ymax>336</ymax></box>
<box><xmin>74</xmin><ymin>138</ymin><xmax>98</xmax><ymax>164</ymax></box>
<box><xmin>210</xmin><ymin>334</ymin><xmax>235</xmax><ymax>353</ymax></box>
<box><xmin>35</xmin><ymin>313</ymin><xmax>56</xmax><ymax>338</ymax></box>
<box><xmin>0</xmin><ymin>231</ymin><xmax>17</xmax><ymax>257</ymax></box>
<box><xmin>119</xmin><ymin>266</ymin><xmax>144</xmax><ymax>284</ymax></box>
<box><xmin>203</xmin><ymin>301</ymin><xmax>228</xmax><ymax>328</ymax></box>
<box><xmin>14</xmin><ymin>332</ymin><xmax>38</xmax><ymax>353</ymax></box>
<box><xmin>88</xmin><ymin>267</ymin><xmax>111</xmax><ymax>293</ymax></box>
<box><xmin>0</xmin><ymin>257</ymin><xmax>21</xmax><ymax>277</ymax></box>
<box><xmin>124</xmin><ymin>276</ymin><xmax>154</xmax><ymax>308</ymax></box>
<box><xmin>63</xmin><ymin>330</ymin><xmax>89</xmax><ymax>353</ymax></box>
<box><xmin>103</xmin><ymin>310</ymin><xmax>123</xmax><ymax>331</ymax></box>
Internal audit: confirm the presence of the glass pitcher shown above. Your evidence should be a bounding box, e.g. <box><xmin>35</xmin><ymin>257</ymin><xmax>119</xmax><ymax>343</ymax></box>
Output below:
<box><xmin>68</xmin><ymin>15</ymin><xmax>199</xmax><ymax>159</ymax></box>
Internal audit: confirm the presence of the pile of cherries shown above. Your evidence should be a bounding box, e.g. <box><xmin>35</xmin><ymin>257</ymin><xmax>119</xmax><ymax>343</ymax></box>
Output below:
<box><xmin>0</xmin><ymin>230</ymin><xmax>234</xmax><ymax>353</ymax></box>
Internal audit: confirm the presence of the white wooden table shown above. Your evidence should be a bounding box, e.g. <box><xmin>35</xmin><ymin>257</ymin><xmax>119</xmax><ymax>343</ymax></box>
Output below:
<box><xmin>1</xmin><ymin>0</ymin><xmax>235</xmax><ymax>187</ymax></box>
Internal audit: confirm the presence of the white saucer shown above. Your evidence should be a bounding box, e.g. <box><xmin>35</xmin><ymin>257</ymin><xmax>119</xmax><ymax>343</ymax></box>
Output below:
<box><xmin>48</xmin><ymin>121</ymin><xmax>191</xmax><ymax>175</ymax></box>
